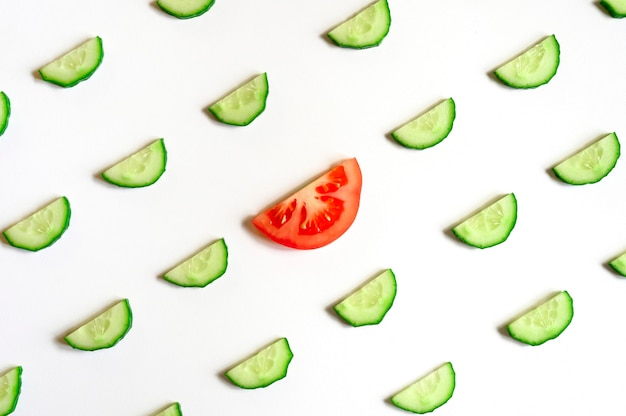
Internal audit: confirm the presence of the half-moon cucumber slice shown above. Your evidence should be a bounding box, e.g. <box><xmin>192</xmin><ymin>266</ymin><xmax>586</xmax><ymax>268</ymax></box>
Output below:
<box><xmin>0</xmin><ymin>366</ymin><xmax>22</xmax><ymax>416</ymax></box>
<box><xmin>208</xmin><ymin>73</ymin><xmax>268</xmax><ymax>126</ymax></box>
<box><xmin>153</xmin><ymin>402</ymin><xmax>182</xmax><ymax>416</ymax></box>
<box><xmin>552</xmin><ymin>132</ymin><xmax>620</xmax><ymax>185</ymax></box>
<box><xmin>157</xmin><ymin>0</ymin><xmax>215</xmax><ymax>18</ymax></box>
<box><xmin>391</xmin><ymin>362</ymin><xmax>456</xmax><ymax>414</ymax></box>
<box><xmin>609</xmin><ymin>251</ymin><xmax>626</xmax><ymax>276</ymax></box>
<box><xmin>327</xmin><ymin>0</ymin><xmax>391</xmax><ymax>49</ymax></box>
<box><xmin>334</xmin><ymin>269</ymin><xmax>396</xmax><ymax>326</ymax></box>
<box><xmin>225</xmin><ymin>338</ymin><xmax>293</xmax><ymax>389</ymax></box>
<box><xmin>102</xmin><ymin>139</ymin><xmax>167</xmax><ymax>188</ymax></box>
<box><xmin>452</xmin><ymin>193</ymin><xmax>517</xmax><ymax>249</ymax></box>
<box><xmin>601</xmin><ymin>0</ymin><xmax>626</xmax><ymax>17</ymax></box>
<box><xmin>0</xmin><ymin>92</ymin><xmax>10</xmax><ymax>136</ymax></box>
<box><xmin>39</xmin><ymin>36</ymin><xmax>104</xmax><ymax>88</ymax></box>
<box><xmin>163</xmin><ymin>239</ymin><xmax>228</xmax><ymax>287</ymax></box>
<box><xmin>391</xmin><ymin>98</ymin><xmax>456</xmax><ymax>149</ymax></box>
<box><xmin>3</xmin><ymin>197</ymin><xmax>71</xmax><ymax>251</ymax></box>
<box><xmin>64</xmin><ymin>299</ymin><xmax>133</xmax><ymax>351</ymax></box>
<box><xmin>507</xmin><ymin>291</ymin><xmax>573</xmax><ymax>346</ymax></box>
<box><xmin>494</xmin><ymin>35</ymin><xmax>560</xmax><ymax>89</ymax></box>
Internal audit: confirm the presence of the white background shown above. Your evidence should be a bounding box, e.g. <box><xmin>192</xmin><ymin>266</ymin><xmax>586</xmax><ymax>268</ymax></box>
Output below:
<box><xmin>1</xmin><ymin>0</ymin><xmax>626</xmax><ymax>415</ymax></box>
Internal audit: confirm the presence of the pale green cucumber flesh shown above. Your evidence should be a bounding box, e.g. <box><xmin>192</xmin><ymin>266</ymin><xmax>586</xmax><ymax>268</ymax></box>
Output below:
<box><xmin>3</xmin><ymin>197</ymin><xmax>71</xmax><ymax>251</ymax></box>
<box><xmin>494</xmin><ymin>35</ymin><xmax>560</xmax><ymax>89</ymax></box>
<box><xmin>334</xmin><ymin>269</ymin><xmax>396</xmax><ymax>326</ymax></box>
<box><xmin>102</xmin><ymin>139</ymin><xmax>167</xmax><ymax>188</ymax></box>
<box><xmin>452</xmin><ymin>193</ymin><xmax>517</xmax><ymax>249</ymax></box>
<box><xmin>327</xmin><ymin>0</ymin><xmax>391</xmax><ymax>49</ymax></box>
<box><xmin>609</xmin><ymin>252</ymin><xmax>626</xmax><ymax>276</ymax></box>
<box><xmin>391</xmin><ymin>362</ymin><xmax>455</xmax><ymax>414</ymax></box>
<box><xmin>601</xmin><ymin>0</ymin><xmax>626</xmax><ymax>17</ymax></box>
<box><xmin>0</xmin><ymin>92</ymin><xmax>10</xmax><ymax>136</ymax></box>
<box><xmin>392</xmin><ymin>98</ymin><xmax>456</xmax><ymax>149</ymax></box>
<box><xmin>507</xmin><ymin>291</ymin><xmax>573</xmax><ymax>346</ymax></box>
<box><xmin>552</xmin><ymin>132</ymin><xmax>620</xmax><ymax>185</ymax></box>
<box><xmin>164</xmin><ymin>239</ymin><xmax>228</xmax><ymax>287</ymax></box>
<box><xmin>157</xmin><ymin>0</ymin><xmax>215</xmax><ymax>18</ymax></box>
<box><xmin>154</xmin><ymin>402</ymin><xmax>182</xmax><ymax>416</ymax></box>
<box><xmin>0</xmin><ymin>366</ymin><xmax>22</xmax><ymax>416</ymax></box>
<box><xmin>225</xmin><ymin>338</ymin><xmax>293</xmax><ymax>389</ymax></box>
<box><xmin>39</xmin><ymin>36</ymin><xmax>103</xmax><ymax>88</ymax></box>
<box><xmin>64</xmin><ymin>299</ymin><xmax>133</xmax><ymax>351</ymax></box>
<box><xmin>208</xmin><ymin>73</ymin><xmax>268</xmax><ymax>126</ymax></box>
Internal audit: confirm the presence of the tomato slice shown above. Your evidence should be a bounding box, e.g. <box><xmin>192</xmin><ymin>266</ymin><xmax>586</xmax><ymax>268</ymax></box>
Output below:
<box><xmin>252</xmin><ymin>158</ymin><xmax>362</xmax><ymax>250</ymax></box>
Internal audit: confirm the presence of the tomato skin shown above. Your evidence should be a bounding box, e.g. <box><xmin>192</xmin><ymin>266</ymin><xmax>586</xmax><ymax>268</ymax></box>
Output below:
<box><xmin>252</xmin><ymin>158</ymin><xmax>362</xmax><ymax>249</ymax></box>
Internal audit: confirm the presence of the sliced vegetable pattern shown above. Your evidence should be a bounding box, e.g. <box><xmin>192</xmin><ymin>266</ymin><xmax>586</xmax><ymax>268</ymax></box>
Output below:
<box><xmin>2</xmin><ymin>2</ymin><xmax>624</xmax><ymax>415</ymax></box>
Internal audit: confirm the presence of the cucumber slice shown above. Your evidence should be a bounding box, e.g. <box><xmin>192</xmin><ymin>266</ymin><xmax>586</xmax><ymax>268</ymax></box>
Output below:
<box><xmin>3</xmin><ymin>197</ymin><xmax>71</xmax><ymax>251</ymax></box>
<box><xmin>552</xmin><ymin>132</ymin><xmax>620</xmax><ymax>185</ymax></box>
<box><xmin>225</xmin><ymin>338</ymin><xmax>293</xmax><ymax>389</ymax></box>
<box><xmin>452</xmin><ymin>193</ymin><xmax>517</xmax><ymax>249</ymax></box>
<box><xmin>0</xmin><ymin>366</ymin><xmax>22</xmax><ymax>416</ymax></box>
<box><xmin>163</xmin><ymin>238</ymin><xmax>228</xmax><ymax>287</ymax></box>
<box><xmin>0</xmin><ymin>92</ymin><xmax>10</xmax><ymax>136</ymax></box>
<box><xmin>391</xmin><ymin>98</ymin><xmax>456</xmax><ymax>149</ymax></box>
<box><xmin>507</xmin><ymin>291</ymin><xmax>573</xmax><ymax>346</ymax></box>
<box><xmin>154</xmin><ymin>402</ymin><xmax>182</xmax><ymax>416</ymax></box>
<box><xmin>64</xmin><ymin>299</ymin><xmax>133</xmax><ymax>351</ymax></box>
<box><xmin>334</xmin><ymin>269</ymin><xmax>396</xmax><ymax>326</ymax></box>
<box><xmin>601</xmin><ymin>0</ymin><xmax>626</xmax><ymax>17</ymax></box>
<box><xmin>157</xmin><ymin>0</ymin><xmax>215</xmax><ymax>18</ymax></box>
<box><xmin>101</xmin><ymin>139</ymin><xmax>167</xmax><ymax>188</ymax></box>
<box><xmin>208</xmin><ymin>73</ymin><xmax>268</xmax><ymax>126</ymax></box>
<box><xmin>39</xmin><ymin>36</ymin><xmax>103</xmax><ymax>88</ymax></box>
<box><xmin>609</xmin><ymin>251</ymin><xmax>626</xmax><ymax>276</ymax></box>
<box><xmin>327</xmin><ymin>0</ymin><xmax>391</xmax><ymax>49</ymax></box>
<box><xmin>391</xmin><ymin>362</ymin><xmax>455</xmax><ymax>414</ymax></box>
<box><xmin>494</xmin><ymin>35</ymin><xmax>560</xmax><ymax>89</ymax></box>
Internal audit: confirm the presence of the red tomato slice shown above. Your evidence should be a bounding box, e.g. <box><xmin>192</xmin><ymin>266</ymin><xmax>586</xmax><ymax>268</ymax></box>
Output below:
<box><xmin>252</xmin><ymin>158</ymin><xmax>362</xmax><ymax>250</ymax></box>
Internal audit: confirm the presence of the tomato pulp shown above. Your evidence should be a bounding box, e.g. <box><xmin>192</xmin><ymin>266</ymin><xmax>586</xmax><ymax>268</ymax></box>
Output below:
<box><xmin>252</xmin><ymin>158</ymin><xmax>362</xmax><ymax>249</ymax></box>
